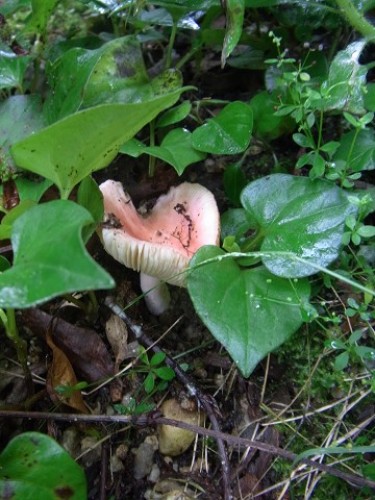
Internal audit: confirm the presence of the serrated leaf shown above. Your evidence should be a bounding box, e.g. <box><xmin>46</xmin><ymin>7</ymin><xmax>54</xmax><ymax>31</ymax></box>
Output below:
<box><xmin>192</xmin><ymin>101</ymin><xmax>253</xmax><ymax>154</ymax></box>
<box><xmin>0</xmin><ymin>432</ymin><xmax>86</xmax><ymax>499</ymax></box>
<box><xmin>187</xmin><ymin>246</ymin><xmax>310</xmax><ymax>377</ymax></box>
<box><xmin>240</xmin><ymin>174</ymin><xmax>357</xmax><ymax>277</ymax></box>
<box><xmin>11</xmin><ymin>90</ymin><xmax>184</xmax><ymax>199</ymax></box>
<box><xmin>0</xmin><ymin>200</ymin><xmax>114</xmax><ymax>309</ymax></box>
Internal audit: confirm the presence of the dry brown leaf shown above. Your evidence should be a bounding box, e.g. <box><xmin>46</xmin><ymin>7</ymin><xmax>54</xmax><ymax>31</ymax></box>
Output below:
<box><xmin>46</xmin><ymin>330</ymin><xmax>88</xmax><ymax>413</ymax></box>
<box><xmin>105</xmin><ymin>313</ymin><xmax>128</xmax><ymax>369</ymax></box>
<box><xmin>22</xmin><ymin>308</ymin><xmax>114</xmax><ymax>382</ymax></box>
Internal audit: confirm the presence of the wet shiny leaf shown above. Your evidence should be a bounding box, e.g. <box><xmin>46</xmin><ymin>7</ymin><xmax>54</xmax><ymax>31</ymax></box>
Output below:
<box><xmin>192</xmin><ymin>101</ymin><xmax>253</xmax><ymax>154</ymax></box>
<box><xmin>0</xmin><ymin>432</ymin><xmax>86</xmax><ymax>499</ymax></box>
<box><xmin>12</xmin><ymin>90</ymin><xmax>184</xmax><ymax>198</ymax></box>
<box><xmin>187</xmin><ymin>246</ymin><xmax>311</xmax><ymax>377</ymax></box>
<box><xmin>0</xmin><ymin>200</ymin><xmax>114</xmax><ymax>308</ymax></box>
<box><xmin>241</xmin><ymin>174</ymin><xmax>357</xmax><ymax>277</ymax></box>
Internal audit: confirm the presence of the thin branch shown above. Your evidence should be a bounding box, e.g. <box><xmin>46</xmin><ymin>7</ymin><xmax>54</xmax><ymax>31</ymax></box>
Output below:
<box><xmin>104</xmin><ymin>297</ymin><xmax>232</xmax><ymax>500</ymax></box>
<box><xmin>0</xmin><ymin>410</ymin><xmax>374</xmax><ymax>491</ymax></box>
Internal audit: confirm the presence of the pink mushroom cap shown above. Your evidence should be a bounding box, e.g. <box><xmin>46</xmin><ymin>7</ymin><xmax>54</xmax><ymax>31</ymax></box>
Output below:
<box><xmin>99</xmin><ymin>180</ymin><xmax>220</xmax><ymax>286</ymax></box>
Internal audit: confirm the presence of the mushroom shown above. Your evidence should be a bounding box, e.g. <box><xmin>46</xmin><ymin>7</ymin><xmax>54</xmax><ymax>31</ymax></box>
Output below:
<box><xmin>99</xmin><ymin>180</ymin><xmax>220</xmax><ymax>314</ymax></box>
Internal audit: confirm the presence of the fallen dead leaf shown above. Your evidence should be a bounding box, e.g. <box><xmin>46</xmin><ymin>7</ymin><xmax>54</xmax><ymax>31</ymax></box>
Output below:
<box><xmin>22</xmin><ymin>308</ymin><xmax>114</xmax><ymax>382</ymax></box>
<box><xmin>46</xmin><ymin>329</ymin><xmax>88</xmax><ymax>413</ymax></box>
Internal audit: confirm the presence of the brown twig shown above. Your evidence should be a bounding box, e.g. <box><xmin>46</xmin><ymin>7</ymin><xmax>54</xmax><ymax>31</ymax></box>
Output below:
<box><xmin>0</xmin><ymin>410</ymin><xmax>374</xmax><ymax>491</ymax></box>
<box><xmin>104</xmin><ymin>297</ymin><xmax>232</xmax><ymax>500</ymax></box>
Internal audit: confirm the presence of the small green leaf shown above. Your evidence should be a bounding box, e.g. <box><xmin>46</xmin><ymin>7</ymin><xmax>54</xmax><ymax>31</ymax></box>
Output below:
<box><xmin>156</xmin><ymin>101</ymin><xmax>192</xmax><ymax>128</ymax></box>
<box><xmin>0</xmin><ymin>432</ymin><xmax>86</xmax><ymax>499</ymax></box>
<box><xmin>334</xmin><ymin>351</ymin><xmax>349</xmax><ymax>371</ymax></box>
<box><xmin>240</xmin><ymin>174</ymin><xmax>357</xmax><ymax>277</ymax></box>
<box><xmin>357</xmin><ymin>225</ymin><xmax>375</xmax><ymax>238</ymax></box>
<box><xmin>192</xmin><ymin>101</ymin><xmax>253</xmax><ymax>154</ymax></box>
<box><xmin>154</xmin><ymin>366</ymin><xmax>175</xmax><ymax>381</ymax></box>
<box><xmin>293</xmin><ymin>133</ymin><xmax>314</xmax><ymax>148</ymax></box>
<box><xmin>187</xmin><ymin>246</ymin><xmax>311</xmax><ymax>377</ymax></box>
<box><xmin>144</xmin><ymin>372</ymin><xmax>155</xmax><ymax>394</ymax></box>
<box><xmin>150</xmin><ymin>351</ymin><xmax>166</xmax><ymax>367</ymax></box>
<box><xmin>0</xmin><ymin>200</ymin><xmax>114</xmax><ymax>308</ymax></box>
<box><xmin>145</xmin><ymin>128</ymin><xmax>205</xmax><ymax>174</ymax></box>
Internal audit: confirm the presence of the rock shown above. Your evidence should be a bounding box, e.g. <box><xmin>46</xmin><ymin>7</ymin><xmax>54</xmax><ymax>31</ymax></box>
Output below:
<box><xmin>157</xmin><ymin>399</ymin><xmax>203</xmax><ymax>457</ymax></box>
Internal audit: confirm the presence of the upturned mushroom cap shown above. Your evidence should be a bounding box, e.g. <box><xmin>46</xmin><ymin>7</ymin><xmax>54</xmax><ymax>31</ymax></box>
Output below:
<box><xmin>99</xmin><ymin>180</ymin><xmax>220</xmax><ymax>286</ymax></box>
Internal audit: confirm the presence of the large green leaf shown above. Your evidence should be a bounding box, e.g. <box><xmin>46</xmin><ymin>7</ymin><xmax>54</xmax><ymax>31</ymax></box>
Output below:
<box><xmin>0</xmin><ymin>432</ymin><xmax>86</xmax><ymax>500</ymax></box>
<box><xmin>192</xmin><ymin>101</ymin><xmax>253</xmax><ymax>154</ymax></box>
<box><xmin>240</xmin><ymin>174</ymin><xmax>356</xmax><ymax>277</ymax></box>
<box><xmin>44</xmin><ymin>36</ymin><xmax>157</xmax><ymax>123</ymax></box>
<box><xmin>0</xmin><ymin>95</ymin><xmax>44</xmax><ymax>175</ymax></box>
<box><xmin>0</xmin><ymin>200</ymin><xmax>114</xmax><ymax>309</ymax></box>
<box><xmin>187</xmin><ymin>246</ymin><xmax>311</xmax><ymax>377</ymax></box>
<box><xmin>11</xmin><ymin>90</ymin><xmax>184</xmax><ymax>198</ymax></box>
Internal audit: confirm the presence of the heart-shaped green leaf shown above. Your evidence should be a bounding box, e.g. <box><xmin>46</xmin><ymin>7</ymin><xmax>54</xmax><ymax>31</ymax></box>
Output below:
<box><xmin>0</xmin><ymin>200</ymin><xmax>114</xmax><ymax>308</ymax></box>
<box><xmin>187</xmin><ymin>246</ymin><xmax>311</xmax><ymax>377</ymax></box>
<box><xmin>240</xmin><ymin>174</ymin><xmax>356</xmax><ymax>277</ymax></box>
<box><xmin>0</xmin><ymin>432</ymin><xmax>86</xmax><ymax>499</ymax></box>
<box><xmin>120</xmin><ymin>128</ymin><xmax>206</xmax><ymax>174</ymax></box>
<box><xmin>192</xmin><ymin>101</ymin><xmax>253</xmax><ymax>154</ymax></box>
<box><xmin>11</xmin><ymin>90</ymin><xmax>183</xmax><ymax>199</ymax></box>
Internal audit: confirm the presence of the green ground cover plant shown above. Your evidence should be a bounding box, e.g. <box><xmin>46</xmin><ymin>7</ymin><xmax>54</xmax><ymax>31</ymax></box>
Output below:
<box><xmin>0</xmin><ymin>0</ymin><xmax>374</xmax><ymax>497</ymax></box>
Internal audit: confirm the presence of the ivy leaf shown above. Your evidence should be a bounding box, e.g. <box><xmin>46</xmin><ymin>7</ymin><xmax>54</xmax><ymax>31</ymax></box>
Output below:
<box><xmin>192</xmin><ymin>101</ymin><xmax>253</xmax><ymax>154</ymax></box>
<box><xmin>121</xmin><ymin>128</ymin><xmax>205</xmax><ymax>174</ymax></box>
<box><xmin>11</xmin><ymin>90</ymin><xmax>184</xmax><ymax>199</ymax></box>
<box><xmin>187</xmin><ymin>246</ymin><xmax>311</xmax><ymax>377</ymax></box>
<box><xmin>0</xmin><ymin>200</ymin><xmax>114</xmax><ymax>309</ymax></box>
<box><xmin>240</xmin><ymin>174</ymin><xmax>357</xmax><ymax>277</ymax></box>
<box><xmin>0</xmin><ymin>432</ymin><xmax>86</xmax><ymax>499</ymax></box>
<box><xmin>44</xmin><ymin>36</ymin><xmax>170</xmax><ymax>123</ymax></box>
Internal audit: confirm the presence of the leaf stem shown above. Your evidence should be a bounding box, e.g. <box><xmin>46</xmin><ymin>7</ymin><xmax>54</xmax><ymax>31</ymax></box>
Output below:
<box><xmin>165</xmin><ymin>21</ymin><xmax>178</xmax><ymax>70</ymax></box>
<box><xmin>334</xmin><ymin>0</ymin><xmax>375</xmax><ymax>40</ymax></box>
<box><xmin>2</xmin><ymin>308</ymin><xmax>33</xmax><ymax>394</ymax></box>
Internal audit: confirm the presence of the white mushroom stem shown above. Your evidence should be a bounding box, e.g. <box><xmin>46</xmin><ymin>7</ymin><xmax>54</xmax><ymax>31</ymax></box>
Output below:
<box><xmin>140</xmin><ymin>273</ymin><xmax>171</xmax><ymax>315</ymax></box>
